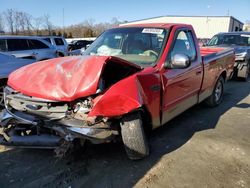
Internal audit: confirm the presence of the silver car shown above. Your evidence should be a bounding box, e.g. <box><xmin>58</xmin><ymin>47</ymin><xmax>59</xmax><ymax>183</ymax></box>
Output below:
<box><xmin>0</xmin><ymin>36</ymin><xmax>57</xmax><ymax>61</ymax></box>
<box><xmin>0</xmin><ymin>52</ymin><xmax>35</xmax><ymax>106</ymax></box>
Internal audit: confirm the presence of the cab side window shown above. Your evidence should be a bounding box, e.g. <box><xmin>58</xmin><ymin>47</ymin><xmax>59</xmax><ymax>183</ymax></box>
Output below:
<box><xmin>54</xmin><ymin>38</ymin><xmax>64</xmax><ymax>46</ymax></box>
<box><xmin>7</xmin><ymin>39</ymin><xmax>29</xmax><ymax>51</ymax></box>
<box><xmin>28</xmin><ymin>39</ymin><xmax>49</xmax><ymax>49</ymax></box>
<box><xmin>43</xmin><ymin>38</ymin><xmax>52</xmax><ymax>44</ymax></box>
<box><xmin>170</xmin><ymin>30</ymin><xmax>196</xmax><ymax>61</ymax></box>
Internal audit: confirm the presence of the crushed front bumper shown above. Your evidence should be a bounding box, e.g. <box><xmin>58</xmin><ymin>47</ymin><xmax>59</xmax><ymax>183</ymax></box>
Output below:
<box><xmin>0</xmin><ymin>87</ymin><xmax>118</xmax><ymax>148</ymax></box>
<box><xmin>0</xmin><ymin>109</ymin><xmax>116</xmax><ymax>140</ymax></box>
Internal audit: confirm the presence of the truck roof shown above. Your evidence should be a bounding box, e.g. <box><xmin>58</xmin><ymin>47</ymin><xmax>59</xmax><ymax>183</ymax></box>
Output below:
<box><xmin>118</xmin><ymin>23</ymin><xmax>191</xmax><ymax>29</ymax></box>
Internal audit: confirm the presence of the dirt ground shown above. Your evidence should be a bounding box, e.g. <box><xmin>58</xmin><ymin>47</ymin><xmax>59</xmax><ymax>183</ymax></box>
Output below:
<box><xmin>0</xmin><ymin>80</ymin><xmax>249</xmax><ymax>188</ymax></box>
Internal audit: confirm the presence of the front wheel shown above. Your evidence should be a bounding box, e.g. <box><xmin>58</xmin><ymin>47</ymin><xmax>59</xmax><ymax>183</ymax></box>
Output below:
<box><xmin>205</xmin><ymin>76</ymin><xmax>224</xmax><ymax>107</ymax></box>
<box><xmin>121</xmin><ymin>112</ymin><xmax>149</xmax><ymax>160</ymax></box>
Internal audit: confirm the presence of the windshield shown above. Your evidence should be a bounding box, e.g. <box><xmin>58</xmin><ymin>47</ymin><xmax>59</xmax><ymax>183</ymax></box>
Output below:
<box><xmin>83</xmin><ymin>27</ymin><xmax>168</xmax><ymax>67</ymax></box>
<box><xmin>208</xmin><ymin>34</ymin><xmax>250</xmax><ymax>46</ymax></box>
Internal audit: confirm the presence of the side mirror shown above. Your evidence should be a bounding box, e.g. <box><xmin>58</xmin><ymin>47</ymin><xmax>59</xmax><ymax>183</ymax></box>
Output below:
<box><xmin>165</xmin><ymin>54</ymin><xmax>191</xmax><ymax>69</ymax></box>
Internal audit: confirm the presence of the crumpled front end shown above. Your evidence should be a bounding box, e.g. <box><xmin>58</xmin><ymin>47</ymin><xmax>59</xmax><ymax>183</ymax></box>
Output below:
<box><xmin>0</xmin><ymin>86</ymin><xmax>120</xmax><ymax>149</ymax></box>
<box><xmin>0</xmin><ymin>56</ymin><xmax>145</xmax><ymax>149</ymax></box>
<box><xmin>0</xmin><ymin>55</ymin><xmax>162</xmax><ymax>151</ymax></box>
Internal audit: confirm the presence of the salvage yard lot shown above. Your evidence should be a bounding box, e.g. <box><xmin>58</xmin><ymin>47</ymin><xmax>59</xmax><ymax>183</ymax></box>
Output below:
<box><xmin>0</xmin><ymin>80</ymin><xmax>249</xmax><ymax>188</ymax></box>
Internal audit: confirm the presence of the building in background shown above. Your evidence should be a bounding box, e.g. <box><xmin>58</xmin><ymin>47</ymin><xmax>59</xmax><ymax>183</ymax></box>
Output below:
<box><xmin>120</xmin><ymin>16</ymin><xmax>244</xmax><ymax>39</ymax></box>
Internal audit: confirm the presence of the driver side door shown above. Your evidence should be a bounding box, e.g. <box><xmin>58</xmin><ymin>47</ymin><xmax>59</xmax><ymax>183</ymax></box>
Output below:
<box><xmin>161</xmin><ymin>28</ymin><xmax>203</xmax><ymax>125</ymax></box>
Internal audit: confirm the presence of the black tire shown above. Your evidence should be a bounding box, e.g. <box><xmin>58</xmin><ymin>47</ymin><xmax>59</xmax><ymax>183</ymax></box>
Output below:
<box><xmin>121</xmin><ymin>112</ymin><xmax>149</xmax><ymax>160</ymax></box>
<box><xmin>205</xmin><ymin>76</ymin><xmax>224</xmax><ymax>107</ymax></box>
<box><xmin>57</xmin><ymin>52</ymin><xmax>64</xmax><ymax>57</ymax></box>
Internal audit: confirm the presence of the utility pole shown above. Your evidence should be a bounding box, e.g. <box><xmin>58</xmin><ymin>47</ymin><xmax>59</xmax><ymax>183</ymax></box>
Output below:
<box><xmin>62</xmin><ymin>8</ymin><xmax>65</xmax><ymax>36</ymax></box>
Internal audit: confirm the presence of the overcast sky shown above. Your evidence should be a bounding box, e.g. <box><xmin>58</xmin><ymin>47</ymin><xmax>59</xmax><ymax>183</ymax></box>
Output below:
<box><xmin>1</xmin><ymin>0</ymin><xmax>250</xmax><ymax>26</ymax></box>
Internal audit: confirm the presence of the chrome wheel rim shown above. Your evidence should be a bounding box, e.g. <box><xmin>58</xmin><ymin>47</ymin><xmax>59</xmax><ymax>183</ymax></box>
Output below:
<box><xmin>215</xmin><ymin>81</ymin><xmax>222</xmax><ymax>102</ymax></box>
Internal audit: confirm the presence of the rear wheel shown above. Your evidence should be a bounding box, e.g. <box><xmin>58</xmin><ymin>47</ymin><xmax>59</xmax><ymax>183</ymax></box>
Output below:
<box><xmin>205</xmin><ymin>76</ymin><xmax>224</xmax><ymax>107</ymax></box>
<box><xmin>121</xmin><ymin>112</ymin><xmax>149</xmax><ymax>160</ymax></box>
<box><xmin>57</xmin><ymin>52</ymin><xmax>64</xmax><ymax>57</ymax></box>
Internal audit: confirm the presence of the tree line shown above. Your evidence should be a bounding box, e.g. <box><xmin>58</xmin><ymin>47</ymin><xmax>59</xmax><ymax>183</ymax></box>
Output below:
<box><xmin>0</xmin><ymin>9</ymin><xmax>125</xmax><ymax>37</ymax></box>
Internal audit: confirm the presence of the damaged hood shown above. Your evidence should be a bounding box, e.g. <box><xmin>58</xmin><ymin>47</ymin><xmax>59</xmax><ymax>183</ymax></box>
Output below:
<box><xmin>8</xmin><ymin>55</ymin><xmax>141</xmax><ymax>101</ymax></box>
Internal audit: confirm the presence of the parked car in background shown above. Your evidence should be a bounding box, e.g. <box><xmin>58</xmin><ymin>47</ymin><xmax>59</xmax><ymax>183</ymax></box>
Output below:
<box><xmin>68</xmin><ymin>40</ymin><xmax>93</xmax><ymax>51</ymax></box>
<box><xmin>68</xmin><ymin>47</ymin><xmax>90</xmax><ymax>56</ymax></box>
<box><xmin>68</xmin><ymin>48</ymin><xmax>84</xmax><ymax>56</ymax></box>
<box><xmin>207</xmin><ymin>32</ymin><xmax>250</xmax><ymax>81</ymax></box>
<box><xmin>0</xmin><ymin>52</ymin><xmax>35</xmax><ymax>106</ymax></box>
<box><xmin>198</xmin><ymin>38</ymin><xmax>210</xmax><ymax>47</ymax></box>
<box><xmin>0</xmin><ymin>36</ymin><xmax>57</xmax><ymax>61</ymax></box>
<box><xmin>40</xmin><ymin>36</ymin><xmax>68</xmax><ymax>56</ymax></box>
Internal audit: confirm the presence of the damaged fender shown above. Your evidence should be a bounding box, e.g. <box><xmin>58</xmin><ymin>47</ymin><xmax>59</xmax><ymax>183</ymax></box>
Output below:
<box><xmin>89</xmin><ymin>69</ymin><xmax>162</xmax><ymax>128</ymax></box>
<box><xmin>89</xmin><ymin>75</ymin><xmax>144</xmax><ymax>117</ymax></box>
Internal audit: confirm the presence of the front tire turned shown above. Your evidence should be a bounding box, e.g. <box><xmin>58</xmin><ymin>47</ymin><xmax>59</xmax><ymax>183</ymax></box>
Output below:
<box><xmin>121</xmin><ymin>112</ymin><xmax>149</xmax><ymax>160</ymax></box>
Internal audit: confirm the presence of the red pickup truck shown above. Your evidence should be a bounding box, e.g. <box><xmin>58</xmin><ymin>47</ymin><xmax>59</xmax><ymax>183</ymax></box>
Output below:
<box><xmin>0</xmin><ymin>23</ymin><xmax>234</xmax><ymax>159</ymax></box>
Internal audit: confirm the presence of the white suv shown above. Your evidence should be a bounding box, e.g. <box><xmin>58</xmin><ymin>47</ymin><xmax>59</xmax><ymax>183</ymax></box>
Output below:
<box><xmin>0</xmin><ymin>36</ymin><xmax>57</xmax><ymax>61</ymax></box>
<box><xmin>40</xmin><ymin>36</ymin><xmax>68</xmax><ymax>57</ymax></box>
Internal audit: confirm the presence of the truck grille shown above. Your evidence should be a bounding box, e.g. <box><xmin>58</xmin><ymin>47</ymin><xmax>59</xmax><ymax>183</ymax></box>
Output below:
<box><xmin>4</xmin><ymin>86</ymin><xmax>68</xmax><ymax>120</ymax></box>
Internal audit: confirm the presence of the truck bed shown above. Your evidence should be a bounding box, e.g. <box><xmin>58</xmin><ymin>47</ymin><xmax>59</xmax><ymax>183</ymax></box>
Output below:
<box><xmin>200</xmin><ymin>47</ymin><xmax>234</xmax><ymax>66</ymax></box>
<box><xmin>199</xmin><ymin>46</ymin><xmax>235</xmax><ymax>103</ymax></box>
<box><xmin>200</xmin><ymin>47</ymin><xmax>226</xmax><ymax>56</ymax></box>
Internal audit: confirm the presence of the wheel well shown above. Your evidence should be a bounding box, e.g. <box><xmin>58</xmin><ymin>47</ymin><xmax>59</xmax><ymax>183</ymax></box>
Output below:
<box><xmin>140</xmin><ymin>106</ymin><xmax>153</xmax><ymax>134</ymax></box>
<box><xmin>57</xmin><ymin>52</ymin><xmax>64</xmax><ymax>57</ymax></box>
<box><xmin>120</xmin><ymin>107</ymin><xmax>153</xmax><ymax>135</ymax></box>
<box><xmin>221</xmin><ymin>71</ymin><xmax>227</xmax><ymax>81</ymax></box>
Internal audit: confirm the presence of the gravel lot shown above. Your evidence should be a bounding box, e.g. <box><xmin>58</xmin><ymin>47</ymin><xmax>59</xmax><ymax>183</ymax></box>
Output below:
<box><xmin>0</xmin><ymin>80</ymin><xmax>249</xmax><ymax>188</ymax></box>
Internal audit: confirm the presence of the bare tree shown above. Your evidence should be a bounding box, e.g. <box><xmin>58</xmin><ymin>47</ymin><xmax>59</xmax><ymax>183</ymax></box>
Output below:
<box><xmin>2</xmin><ymin>9</ymin><xmax>124</xmax><ymax>37</ymax></box>
<box><xmin>0</xmin><ymin>14</ymin><xmax>4</xmax><ymax>32</ymax></box>
<box><xmin>43</xmin><ymin>14</ymin><xmax>53</xmax><ymax>35</ymax></box>
<box><xmin>110</xmin><ymin>17</ymin><xmax>121</xmax><ymax>26</ymax></box>
<box><xmin>13</xmin><ymin>11</ymin><xmax>21</xmax><ymax>34</ymax></box>
<box><xmin>8</xmin><ymin>10</ymin><xmax>33</xmax><ymax>35</ymax></box>
<box><xmin>34</xmin><ymin>17</ymin><xmax>43</xmax><ymax>35</ymax></box>
<box><xmin>4</xmin><ymin>9</ymin><xmax>15</xmax><ymax>34</ymax></box>
<box><xmin>23</xmin><ymin>12</ymin><xmax>33</xmax><ymax>35</ymax></box>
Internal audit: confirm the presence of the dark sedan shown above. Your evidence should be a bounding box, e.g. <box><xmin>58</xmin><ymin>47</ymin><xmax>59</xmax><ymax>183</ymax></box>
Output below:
<box><xmin>208</xmin><ymin>32</ymin><xmax>250</xmax><ymax>81</ymax></box>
